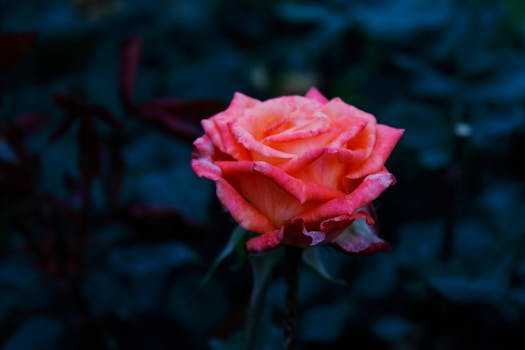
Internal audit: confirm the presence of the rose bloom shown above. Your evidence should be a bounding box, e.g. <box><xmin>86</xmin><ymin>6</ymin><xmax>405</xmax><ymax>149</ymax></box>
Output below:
<box><xmin>192</xmin><ymin>88</ymin><xmax>403</xmax><ymax>253</ymax></box>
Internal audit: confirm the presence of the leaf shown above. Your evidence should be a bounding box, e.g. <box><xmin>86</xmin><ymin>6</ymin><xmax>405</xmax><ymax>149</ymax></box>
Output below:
<box><xmin>90</xmin><ymin>105</ymin><xmax>124</xmax><ymax>131</ymax></box>
<box><xmin>209</xmin><ymin>332</ymin><xmax>243</xmax><ymax>350</ymax></box>
<box><xmin>245</xmin><ymin>248</ymin><xmax>282</xmax><ymax>350</ymax></box>
<box><xmin>167</xmin><ymin>272</ymin><xmax>229</xmax><ymax>332</ymax></box>
<box><xmin>200</xmin><ymin>226</ymin><xmax>248</xmax><ymax>287</ymax></box>
<box><xmin>82</xmin><ymin>270</ymin><xmax>128</xmax><ymax>318</ymax></box>
<box><xmin>0</xmin><ymin>159</ymin><xmax>31</xmax><ymax>190</ymax></box>
<box><xmin>470</xmin><ymin>106</ymin><xmax>525</xmax><ymax>147</ymax></box>
<box><xmin>119</xmin><ymin>36</ymin><xmax>143</xmax><ymax>107</ymax></box>
<box><xmin>122</xmin><ymin>204</ymin><xmax>199</xmax><ymax>234</ymax></box>
<box><xmin>48</xmin><ymin>114</ymin><xmax>75</xmax><ymax>144</ymax></box>
<box><xmin>3</xmin><ymin>316</ymin><xmax>63</xmax><ymax>350</ymax></box>
<box><xmin>12</xmin><ymin>113</ymin><xmax>49</xmax><ymax>133</ymax></box>
<box><xmin>0</xmin><ymin>260</ymin><xmax>40</xmax><ymax>290</ymax></box>
<box><xmin>0</xmin><ymin>139</ymin><xmax>17</xmax><ymax>162</ymax></box>
<box><xmin>427</xmin><ymin>275</ymin><xmax>508</xmax><ymax>305</ymax></box>
<box><xmin>276</xmin><ymin>3</ymin><xmax>343</xmax><ymax>24</ymax></box>
<box><xmin>355</xmin><ymin>0</ymin><xmax>453</xmax><ymax>41</ymax></box>
<box><xmin>0</xmin><ymin>32</ymin><xmax>37</xmax><ymax>70</ymax></box>
<box><xmin>395</xmin><ymin>220</ymin><xmax>443</xmax><ymax>267</ymax></box>
<box><xmin>136</xmin><ymin>101</ymin><xmax>202</xmax><ymax>142</ymax></box>
<box><xmin>302</xmin><ymin>246</ymin><xmax>346</xmax><ymax>286</ymax></box>
<box><xmin>78</xmin><ymin>116</ymin><xmax>101</xmax><ymax>182</ymax></box>
<box><xmin>300</xmin><ymin>301</ymin><xmax>355</xmax><ymax>342</ymax></box>
<box><xmin>110</xmin><ymin>242</ymin><xmax>200</xmax><ymax>276</ymax></box>
<box><xmin>351</xmin><ymin>254</ymin><xmax>397</xmax><ymax>300</ymax></box>
<box><xmin>142</xmin><ymin>98</ymin><xmax>226</xmax><ymax>123</ymax></box>
<box><xmin>373</xmin><ymin>316</ymin><xmax>417</xmax><ymax>343</ymax></box>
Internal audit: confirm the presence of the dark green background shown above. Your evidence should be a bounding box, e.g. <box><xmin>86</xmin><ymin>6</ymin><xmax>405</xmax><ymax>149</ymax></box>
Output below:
<box><xmin>1</xmin><ymin>0</ymin><xmax>525</xmax><ymax>349</ymax></box>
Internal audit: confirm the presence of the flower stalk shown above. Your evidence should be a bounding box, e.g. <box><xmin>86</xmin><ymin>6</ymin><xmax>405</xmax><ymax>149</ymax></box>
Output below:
<box><xmin>284</xmin><ymin>246</ymin><xmax>302</xmax><ymax>350</ymax></box>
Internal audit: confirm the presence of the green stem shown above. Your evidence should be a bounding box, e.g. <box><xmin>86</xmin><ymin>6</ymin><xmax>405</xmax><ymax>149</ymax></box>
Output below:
<box><xmin>283</xmin><ymin>246</ymin><xmax>302</xmax><ymax>350</ymax></box>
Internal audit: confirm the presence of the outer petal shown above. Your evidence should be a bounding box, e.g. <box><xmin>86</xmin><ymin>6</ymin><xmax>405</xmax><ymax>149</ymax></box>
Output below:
<box><xmin>216</xmin><ymin>178</ymin><xmax>275</xmax><ymax>234</ymax></box>
<box><xmin>298</xmin><ymin>171</ymin><xmax>395</xmax><ymax>226</ymax></box>
<box><xmin>346</xmin><ymin>125</ymin><xmax>404</xmax><ymax>179</ymax></box>
<box><xmin>331</xmin><ymin>217</ymin><xmax>388</xmax><ymax>254</ymax></box>
<box><xmin>191</xmin><ymin>135</ymin><xmax>221</xmax><ymax>180</ymax></box>
<box><xmin>246</xmin><ymin>218</ymin><xmax>320</xmax><ymax>252</ymax></box>
<box><xmin>322</xmin><ymin>98</ymin><xmax>374</xmax><ymax>120</ymax></box>
<box><xmin>202</xmin><ymin>92</ymin><xmax>257</xmax><ymax>160</ymax></box>
<box><xmin>246</xmin><ymin>229</ymin><xmax>283</xmax><ymax>252</ymax></box>
<box><xmin>246</xmin><ymin>211</ymin><xmax>374</xmax><ymax>252</ymax></box>
<box><xmin>305</xmin><ymin>87</ymin><xmax>329</xmax><ymax>104</ymax></box>
<box><xmin>217</xmin><ymin>161</ymin><xmax>342</xmax><ymax>227</ymax></box>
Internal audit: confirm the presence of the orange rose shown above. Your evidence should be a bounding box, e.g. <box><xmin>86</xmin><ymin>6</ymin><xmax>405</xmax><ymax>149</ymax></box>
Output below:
<box><xmin>192</xmin><ymin>88</ymin><xmax>403</xmax><ymax>253</ymax></box>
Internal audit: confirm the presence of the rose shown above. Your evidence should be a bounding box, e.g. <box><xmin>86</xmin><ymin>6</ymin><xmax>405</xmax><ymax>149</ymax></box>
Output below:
<box><xmin>192</xmin><ymin>88</ymin><xmax>403</xmax><ymax>253</ymax></box>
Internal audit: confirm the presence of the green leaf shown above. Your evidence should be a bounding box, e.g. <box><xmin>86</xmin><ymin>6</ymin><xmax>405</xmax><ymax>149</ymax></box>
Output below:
<box><xmin>302</xmin><ymin>247</ymin><xmax>347</xmax><ymax>286</ymax></box>
<box><xmin>373</xmin><ymin>316</ymin><xmax>417</xmax><ymax>343</ymax></box>
<box><xmin>244</xmin><ymin>247</ymin><xmax>282</xmax><ymax>350</ymax></box>
<box><xmin>4</xmin><ymin>316</ymin><xmax>63</xmax><ymax>350</ymax></box>
<box><xmin>300</xmin><ymin>301</ymin><xmax>355</xmax><ymax>342</ymax></box>
<box><xmin>200</xmin><ymin>226</ymin><xmax>248</xmax><ymax>287</ymax></box>
<box><xmin>427</xmin><ymin>275</ymin><xmax>508</xmax><ymax>305</ymax></box>
<box><xmin>110</xmin><ymin>242</ymin><xmax>200</xmax><ymax>276</ymax></box>
<box><xmin>209</xmin><ymin>332</ymin><xmax>243</xmax><ymax>350</ymax></box>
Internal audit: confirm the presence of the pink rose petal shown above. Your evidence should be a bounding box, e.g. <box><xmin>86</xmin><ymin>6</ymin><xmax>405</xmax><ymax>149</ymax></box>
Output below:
<box><xmin>298</xmin><ymin>171</ymin><xmax>395</xmax><ymax>225</ymax></box>
<box><xmin>305</xmin><ymin>87</ymin><xmax>329</xmax><ymax>103</ymax></box>
<box><xmin>346</xmin><ymin>124</ymin><xmax>405</xmax><ymax>179</ymax></box>
<box><xmin>216</xmin><ymin>178</ymin><xmax>275</xmax><ymax>234</ymax></box>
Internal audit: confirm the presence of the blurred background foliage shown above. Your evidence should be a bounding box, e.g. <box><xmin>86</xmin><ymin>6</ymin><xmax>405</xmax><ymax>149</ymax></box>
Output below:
<box><xmin>1</xmin><ymin>0</ymin><xmax>525</xmax><ymax>349</ymax></box>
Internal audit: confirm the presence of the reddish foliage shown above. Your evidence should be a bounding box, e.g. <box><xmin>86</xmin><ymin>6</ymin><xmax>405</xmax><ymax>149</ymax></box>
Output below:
<box><xmin>0</xmin><ymin>32</ymin><xmax>37</xmax><ymax>70</ymax></box>
<box><xmin>118</xmin><ymin>35</ymin><xmax>227</xmax><ymax>142</ymax></box>
<box><xmin>119</xmin><ymin>36</ymin><xmax>143</xmax><ymax>108</ymax></box>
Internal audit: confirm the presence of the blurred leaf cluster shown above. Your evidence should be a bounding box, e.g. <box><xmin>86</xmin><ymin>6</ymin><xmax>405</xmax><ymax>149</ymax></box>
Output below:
<box><xmin>1</xmin><ymin>0</ymin><xmax>525</xmax><ymax>349</ymax></box>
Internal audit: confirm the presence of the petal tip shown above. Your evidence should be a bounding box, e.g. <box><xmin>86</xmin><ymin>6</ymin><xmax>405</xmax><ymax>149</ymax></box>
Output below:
<box><xmin>305</xmin><ymin>87</ymin><xmax>329</xmax><ymax>104</ymax></box>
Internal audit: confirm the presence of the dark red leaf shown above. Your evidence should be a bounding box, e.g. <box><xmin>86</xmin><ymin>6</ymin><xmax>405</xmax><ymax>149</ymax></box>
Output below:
<box><xmin>124</xmin><ymin>205</ymin><xmax>199</xmax><ymax>229</ymax></box>
<box><xmin>48</xmin><ymin>114</ymin><xmax>75</xmax><ymax>143</ymax></box>
<box><xmin>143</xmin><ymin>97</ymin><xmax>226</xmax><ymax>123</ymax></box>
<box><xmin>128</xmin><ymin>205</ymin><xmax>186</xmax><ymax>219</ymax></box>
<box><xmin>53</xmin><ymin>94</ymin><xmax>85</xmax><ymax>113</ymax></box>
<box><xmin>0</xmin><ymin>32</ymin><xmax>38</xmax><ymax>70</ymax></box>
<box><xmin>4</xmin><ymin>133</ymin><xmax>27</xmax><ymax>160</ymax></box>
<box><xmin>137</xmin><ymin>102</ymin><xmax>202</xmax><ymax>142</ymax></box>
<box><xmin>62</xmin><ymin>172</ymin><xmax>80</xmax><ymax>197</ymax></box>
<box><xmin>119</xmin><ymin>36</ymin><xmax>143</xmax><ymax>108</ymax></box>
<box><xmin>0</xmin><ymin>114</ymin><xmax>48</xmax><ymax>158</ymax></box>
<box><xmin>0</xmin><ymin>159</ymin><xmax>31</xmax><ymax>190</ymax></box>
<box><xmin>13</xmin><ymin>217</ymin><xmax>45</xmax><ymax>264</ymax></box>
<box><xmin>13</xmin><ymin>113</ymin><xmax>49</xmax><ymax>133</ymax></box>
<box><xmin>104</xmin><ymin>144</ymin><xmax>125</xmax><ymax>207</ymax></box>
<box><xmin>40</xmin><ymin>195</ymin><xmax>81</xmax><ymax>223</ymax></box>
<box><xmin>78</xmin><ymin>117</ymin><xmax>101</xmax><ymax>182</ymax></box>
<box><xmin>89</xmin><ymin>105</ymin><xmax>124</xmax><ymax>131</ymax></box>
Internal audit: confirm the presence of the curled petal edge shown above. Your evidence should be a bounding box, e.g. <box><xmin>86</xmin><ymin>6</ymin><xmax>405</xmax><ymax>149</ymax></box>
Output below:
<box><xmin>298</xmin><ymin>171</ymin><xmax>396</xmax><ymax>225</ymax></box>
<box><xmin>191</xmin><ymin>135</ymin><xmax>222</xmax><ymax>180</ymax></box>
<box><xmin>245</xmin><ymin>210</ymin><xmax>375</xmax><ymax>252</ymax></box>
<box><xmin>330</xmin><ymin>216</ymin><xmax>389</xmax><ymax>254</ymax></box>
<box><xmin>346</xmin><ymin>125</ymin><xmax>405</xmax><ymax>179</ymax></box>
